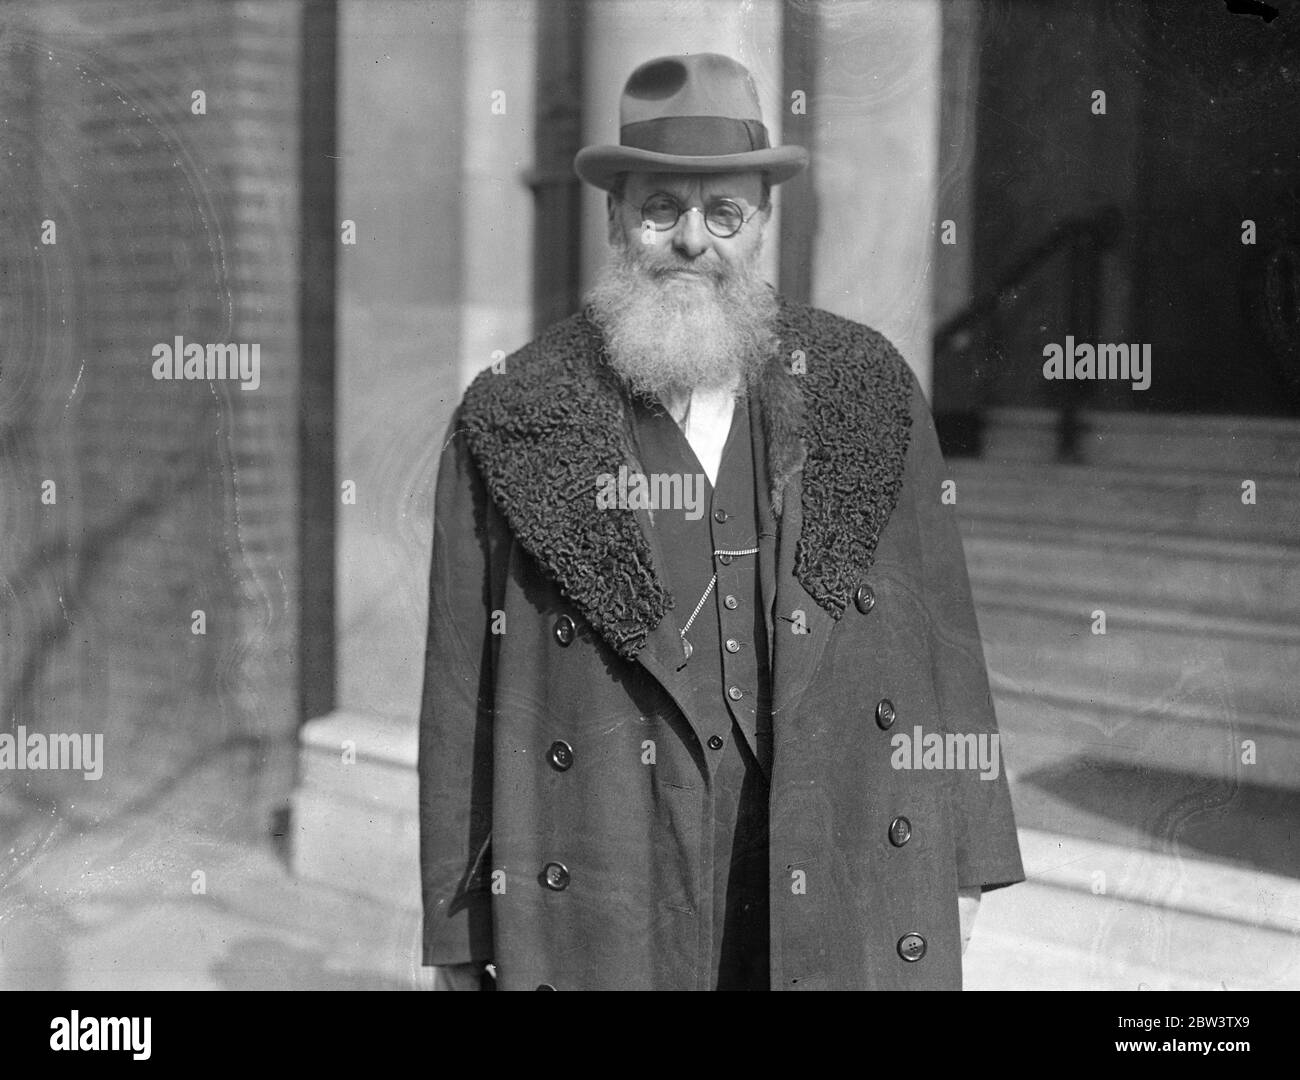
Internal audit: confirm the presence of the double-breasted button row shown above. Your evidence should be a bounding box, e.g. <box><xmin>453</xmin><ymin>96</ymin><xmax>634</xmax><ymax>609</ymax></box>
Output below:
<box><xmin>542</xmin><ymin>733</ymin><xmax>574</xmax><ymax>897</ymax></box>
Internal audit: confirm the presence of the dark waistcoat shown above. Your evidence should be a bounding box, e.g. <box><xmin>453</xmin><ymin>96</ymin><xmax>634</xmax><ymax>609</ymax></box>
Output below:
<box><xmin>628</xmin><ymin>393</ymin><xmax>772</xmax><ymax>988</ymax></box>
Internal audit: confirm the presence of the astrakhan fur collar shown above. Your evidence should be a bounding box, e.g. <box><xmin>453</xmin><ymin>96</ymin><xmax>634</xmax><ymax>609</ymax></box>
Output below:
<box><xmin>459</xmin><ymin>295</ymin><xmax>914</xmax><ymax>659</ymax></box>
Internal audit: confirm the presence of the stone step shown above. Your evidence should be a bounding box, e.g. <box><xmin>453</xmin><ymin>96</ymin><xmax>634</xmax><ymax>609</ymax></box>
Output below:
<box><xmin>963</xmin><ymin>522</ymin><xmax>1300</xmax><ymax>624</ymax></box>
<box><xmin>297</xmin><ymin>710</ymin><xmax>418</xmax><ymax>816</ymax></box>
<box><xmin>948</xmin><ymin>461</ymin><xmax>1300</xmax><ymax>545</ymax></box>
<box><xmin>975</xmin><ymin>407</ymin><xmax>1300</xmax><ymax>475</ymax></box>
<box><xmin>975</xmin><ymin>596</ymin><xmax>1300</xmax><ymax>726</ymax></box>
<box><xmin>991</xmin><ymin>686</ymin><xmax>1300</xmax><ymax>790</ymax></box>
<box><xmin>292</xmin><ymin>711</ymin><xmax>421</xmax><ymax>916</ymax></box>
<box><xmin>963</xmin><ymin>827</ymin><xmax>1300</xmax><ymax>990</ymax></box>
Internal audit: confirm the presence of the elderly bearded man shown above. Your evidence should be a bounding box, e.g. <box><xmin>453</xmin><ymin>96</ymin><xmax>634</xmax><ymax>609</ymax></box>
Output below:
<box><xmin>419</xmin><ymin>52</ymin><xmax>1024</xmax><ymax>991</ymax></box>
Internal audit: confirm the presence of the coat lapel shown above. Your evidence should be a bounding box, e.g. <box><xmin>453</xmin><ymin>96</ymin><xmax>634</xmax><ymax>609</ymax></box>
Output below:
<box><xmin>460</xmin><ymin>311</ymin><xmax>671</xmax><ymax>660</ymax></box>
<box><xmin>459</xmin><ymin>298</ymin><xmax>915</xmax><ymax>684</ymax></box>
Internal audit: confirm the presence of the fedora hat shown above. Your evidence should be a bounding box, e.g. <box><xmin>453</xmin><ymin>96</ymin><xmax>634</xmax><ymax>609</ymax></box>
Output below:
<box><xmin>574</xmin><ymin>53</ymin><xmax>808</xmax><ymax>192</ymax></box>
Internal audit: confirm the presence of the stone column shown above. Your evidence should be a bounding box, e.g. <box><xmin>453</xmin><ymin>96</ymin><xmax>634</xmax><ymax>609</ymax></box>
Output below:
<box><xmin>808</xmin><ymin>0</ymin><xmax>942</xmax><ymax>395</ymax></box>
<box><xmin>335</xmin><ymin>0</ymin><xmax>471</xmax><ymax>722</ymax></box>
<box><xmin>457</xmin><ymin>0</ymin><xmax>539</xmax><ymax>387</ymax></box>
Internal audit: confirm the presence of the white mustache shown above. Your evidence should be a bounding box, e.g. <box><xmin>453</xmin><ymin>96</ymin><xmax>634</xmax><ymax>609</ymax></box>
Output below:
<box><xmin>646</xmin><ymin>263</ymin><xmax>721</xmax><ymax>282</ymax></box>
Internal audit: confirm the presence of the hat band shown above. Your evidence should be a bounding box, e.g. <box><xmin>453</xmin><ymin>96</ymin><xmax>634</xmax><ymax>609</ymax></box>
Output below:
<box><xmin>619</xmin><ymin>115</ymin><xmax>770</xmax><ymax>157</ymax></box>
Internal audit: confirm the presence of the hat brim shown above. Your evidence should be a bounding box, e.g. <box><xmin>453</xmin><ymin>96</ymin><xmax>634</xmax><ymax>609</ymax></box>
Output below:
<box><xmin>574</xmin><ymin>144</ymin><xmax>808</xmax><ymax>192</ymax></box>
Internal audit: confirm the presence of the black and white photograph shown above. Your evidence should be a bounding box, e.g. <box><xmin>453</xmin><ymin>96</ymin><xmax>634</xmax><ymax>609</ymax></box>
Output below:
<box><xmin>0</xmin><ymin>0</ymin><xmax>1297</xmax><ymax>1034</ymax></box>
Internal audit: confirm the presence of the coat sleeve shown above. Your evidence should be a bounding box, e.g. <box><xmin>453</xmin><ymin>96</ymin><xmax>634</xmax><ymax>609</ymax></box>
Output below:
<box><xmin>418</xmin><ymin>410</ymin><xmax>498</xmax><ymax>965</ymax></box>
<box><xmin>906</xmin><ymin>374</ymin><xmax>1026</xmax><ymax>892</ymax></box>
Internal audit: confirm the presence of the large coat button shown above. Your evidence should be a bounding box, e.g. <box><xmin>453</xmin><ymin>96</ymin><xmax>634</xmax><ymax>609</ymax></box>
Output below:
<box><xmin>875</xmin><ymin>698</ymin><xmax>897</xmax><ymax>730</ymax></box>
<box><xmin>542</xmin><ymin>862</ymin><xmax>570</xmax><ymax>890</ymax></box>
<box><xmin>707</xmin><ymin>734</ymin><xmax>725</xmax><ymax>750</ymax></box>
<box><xmin>553</xmin><ymin>614</ymin><xmax>576</xmax><ymax>646</ymax></box>
<box><xmin>547</xmin><ymin>741</ymin><xmax>574</xmax><ymax>771</ymax></box>
<box><xmin>536</xmin><ymin>983</ymin><xmax>556</xmax><ymax>991</ymax></box>
<box><xmin>888</xmin><ymin>815</ymin><xmax>912</xmax><ymax>847</ymax></box>
<box><xmin>854</xmin><ymin>583</ymin><xmax>876</xmax><ymax>614</ymax></box>
<box><xmin>897</xmin><ymin>932</ymin><xmax>926</xmax><ymax>962</ymax></box>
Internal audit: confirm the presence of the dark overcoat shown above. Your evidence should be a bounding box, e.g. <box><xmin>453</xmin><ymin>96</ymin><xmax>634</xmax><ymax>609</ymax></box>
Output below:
<box><xmin>418</xmin><ymin>295</ymin><xmax>1024</xmax><ymax>990</ymax></box>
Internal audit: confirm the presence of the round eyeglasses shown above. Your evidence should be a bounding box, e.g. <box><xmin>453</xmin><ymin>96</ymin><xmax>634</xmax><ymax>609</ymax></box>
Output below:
<box><xmin>626</xmin><ymin>192</ymin><xmax>761</xmax><ymax>239</ymax></box>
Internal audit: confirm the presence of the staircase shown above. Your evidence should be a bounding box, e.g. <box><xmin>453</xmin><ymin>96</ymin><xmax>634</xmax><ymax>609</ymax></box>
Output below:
<box><xmin>957</xmin><ymin>407</ymin><xmax>1300</xmax><ymax>990</ymax></box>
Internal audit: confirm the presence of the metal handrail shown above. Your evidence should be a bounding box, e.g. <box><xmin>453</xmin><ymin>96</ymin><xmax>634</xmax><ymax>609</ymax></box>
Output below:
<box><xmin>934</xmin><ymin>205</ymin><xmax>1123</xmax><ymax>461</ymax></box>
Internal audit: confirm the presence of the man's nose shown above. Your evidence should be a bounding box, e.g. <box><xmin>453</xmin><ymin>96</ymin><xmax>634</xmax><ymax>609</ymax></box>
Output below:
<box><xmin>671</xmin><ymin>207</ymin><xmax>710</xmax><ymax>258</ymax></box>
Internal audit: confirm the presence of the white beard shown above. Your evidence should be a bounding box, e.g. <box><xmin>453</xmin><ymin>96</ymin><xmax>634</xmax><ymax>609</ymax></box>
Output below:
<box><xmin>584</xmin><ymin>232</ymin><xmax>778</xmax><ymax>401</ymax></box>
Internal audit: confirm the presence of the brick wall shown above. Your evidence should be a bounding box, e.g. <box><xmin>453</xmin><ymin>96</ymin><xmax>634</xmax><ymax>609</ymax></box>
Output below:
<box><xmin>0</xmin><ymin>0</ymin><xmax>304</xmax><ymax>839</ymax></box>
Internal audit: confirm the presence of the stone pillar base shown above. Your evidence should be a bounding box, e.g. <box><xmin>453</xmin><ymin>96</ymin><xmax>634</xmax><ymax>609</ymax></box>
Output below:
<box><xmin>290</xmin><ymin>711</ymin><xmax>421</xmax><ymax>917</ymax></box>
